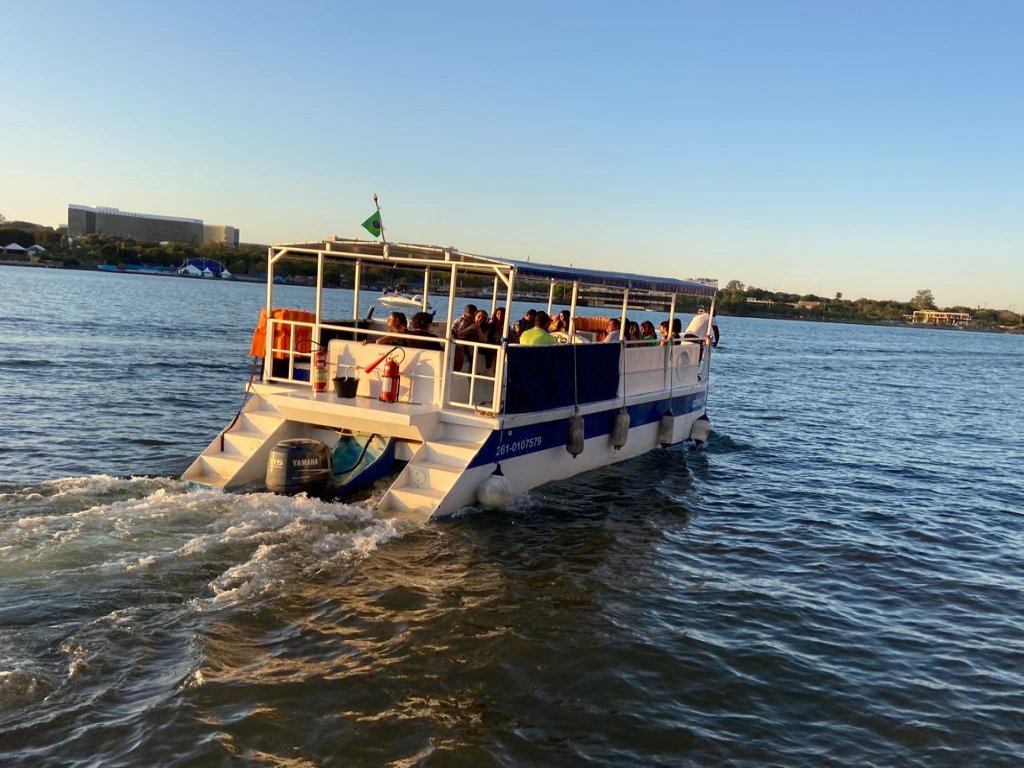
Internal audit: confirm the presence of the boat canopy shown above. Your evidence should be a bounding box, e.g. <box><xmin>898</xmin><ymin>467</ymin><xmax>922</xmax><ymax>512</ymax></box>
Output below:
<box><xmin>272</xmin><ymin>238</ymin><xmax>716</xmax><ymax>297</ymax></box>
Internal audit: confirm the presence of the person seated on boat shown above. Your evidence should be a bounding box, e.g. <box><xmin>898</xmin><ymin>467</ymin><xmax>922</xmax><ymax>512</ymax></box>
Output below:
<box><xmin>485</xmin><ymin>307</ymin><xmax>506</xmax><ymax>368</ymax></box>
<box><xmin>640</xmin><ymin>320</ymin><xmax>658</xmax><ymax>344</ymax></box>
<box><xmin>407</xmin><ymin>311</ymin><xmax>444</xmax><ymax>351</ymax></box>
<box><xmin>460</xmin><ymin>308</ymin><xmax>488</xmax><ymax>346</ymax></box>
<box><xmin>471</xmin><ymin>308</ymin><xmax>492</xmax><ymax>369</ymax></box>
<box><xmin>369</xmin><ymin>311</ymin><xmax>408</xmax><ymax>345</ymax></box>
<box><xmin>519</xmin><ymin>311</ymin><xmax>557</xmax><ymax>345</ymax></box>
<box><xmin>551</xmin><ymin>310</ymin><xmax>571</xmax><ymax>333</ymax></box>
<box><xmin>451</xmin><ymin>304</ymin><xmax>477</xmax><ymax>337</ymax></box>
<box><xmin>659</xmin><ymin>319</ymin><xmax>681</xmax><ymax>346</ymax></box>
<box><xmin>451</xmin><ymin>304</ymin><xmax>480</xmax><ymax>370</ymax></box>
<box><xmin>603</xmin><ymin>318</ymin><xmax>621</xmax><ymax>343</ymax></box>
<box><xmin>625</xmin><ymin>320</ymin><xmax>642</xmax><ymax>343</ymax></box>
<box><xmin>513</xmin><ymin>309</ymin><xmax>537</xmax><ymax>343</ymax></box>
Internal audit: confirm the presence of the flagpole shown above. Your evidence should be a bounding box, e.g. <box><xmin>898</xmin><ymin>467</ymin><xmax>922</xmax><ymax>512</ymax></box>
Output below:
<box><xmin>372</xmin><ymin>192</ymin><xmax>389</xmax><ymax>260</ymax></box>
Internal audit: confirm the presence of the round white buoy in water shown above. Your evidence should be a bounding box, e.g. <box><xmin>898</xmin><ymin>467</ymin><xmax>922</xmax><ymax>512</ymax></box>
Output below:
<box><xmin>690</xmin><ymin>414</ymin><xmax>711</xmax><ymax>444</ymax></box>
<box><xmin>611</xmin><ymin>409</ymin><xmax>630</xmax><ymax>450</ymax></box>
<box><xmin>477</xmin><ymin>466</ymin><xmax>514</xmax><ymax>509</ymax></box>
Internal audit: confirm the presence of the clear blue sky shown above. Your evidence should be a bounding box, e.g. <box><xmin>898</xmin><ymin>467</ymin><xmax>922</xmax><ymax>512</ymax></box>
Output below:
<box><xmin>3</xmin><ymin>0</ymin><xmax>1021</xmax><ymax>309</ymax></box>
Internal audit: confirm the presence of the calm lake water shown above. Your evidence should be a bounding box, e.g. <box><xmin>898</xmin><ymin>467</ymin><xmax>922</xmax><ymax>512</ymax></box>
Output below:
<box><xmin>1</xmin><ymin>266</ymin><xmax>1022</xmax><ymax>767</ymax></box>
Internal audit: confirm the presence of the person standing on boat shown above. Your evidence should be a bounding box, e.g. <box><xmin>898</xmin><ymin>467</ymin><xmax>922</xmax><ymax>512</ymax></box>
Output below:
<box><xmin>684</xmin><ymin>308</ymin><xmax>719</xmax><ymax>357</ymax></box>
<box><xmin>519</xmin><ymin>311</ymin><xmax>557</xmax><ymax>345</ymax></box>
<box><xmin>684</xmin><ymin>308</ymin><xmax>720</xmax><ymax>345</ymax></box>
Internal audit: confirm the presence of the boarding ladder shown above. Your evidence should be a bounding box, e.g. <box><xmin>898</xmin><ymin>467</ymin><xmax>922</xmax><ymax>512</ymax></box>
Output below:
<box><xmin>377</xmin><ymin>421</ymin><xmax>491</xmax><ymax>519</ymax></box>
<box><xmin>181</xmin><ymin>391</ymin><xmax>289</xmax><ymax>490</ymax></box>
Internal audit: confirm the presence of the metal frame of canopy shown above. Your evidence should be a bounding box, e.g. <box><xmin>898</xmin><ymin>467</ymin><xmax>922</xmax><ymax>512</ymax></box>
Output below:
<box><xmin>262</xmin><ymin>238</ymin><xmax>718</xmax><ymax>413</ymax></box>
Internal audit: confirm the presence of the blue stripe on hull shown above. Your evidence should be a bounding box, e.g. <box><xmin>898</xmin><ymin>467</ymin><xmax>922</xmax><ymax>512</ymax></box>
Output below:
<box><xmin>469</xmin><ymin>392</ymin><xmax>706</xmax><ymax>468</ymax></box>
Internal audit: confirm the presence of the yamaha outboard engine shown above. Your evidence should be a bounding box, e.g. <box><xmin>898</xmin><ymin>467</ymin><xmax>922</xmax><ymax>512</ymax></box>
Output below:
<box><xmin>266</xmin><ymin>438</ymin><xmax>332</xmax><ymax>497</ymax></box>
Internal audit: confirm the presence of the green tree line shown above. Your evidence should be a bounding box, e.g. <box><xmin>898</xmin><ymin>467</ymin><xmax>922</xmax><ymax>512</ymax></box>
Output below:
<box><xmin>2</xmin><ymin>219</ymin><xmax>1019</xmax><ymax>330</ymax></box>
<box><xmin>716</xmin><ymin>280</ymin><xmax>1021</xmax><ymax>330</ymax></box>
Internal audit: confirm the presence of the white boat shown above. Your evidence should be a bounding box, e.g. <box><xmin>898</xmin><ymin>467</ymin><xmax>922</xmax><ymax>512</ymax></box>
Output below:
<box><xmin>378</xmin><ymin>292</ymin><xmax>432</xmax><ymax>310</ymax></box>
<box><xmin>182</xmin><ymin>238</ymin><xmax>718</xmax><ymax>522</ymax></box>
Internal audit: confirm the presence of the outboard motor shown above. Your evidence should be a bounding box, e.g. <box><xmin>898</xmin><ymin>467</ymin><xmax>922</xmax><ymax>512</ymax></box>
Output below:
<box><xmin>266</xmin><ymin>438</ymin><xmax>332</xmax><ymax>497</ymax></box>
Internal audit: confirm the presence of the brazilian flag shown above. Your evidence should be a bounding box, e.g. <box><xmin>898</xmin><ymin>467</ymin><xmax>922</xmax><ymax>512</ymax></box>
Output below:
<box><xmin>361</xmin><ymin>211</ymin><xmax>383</xmax><ymax>238</ymax></box>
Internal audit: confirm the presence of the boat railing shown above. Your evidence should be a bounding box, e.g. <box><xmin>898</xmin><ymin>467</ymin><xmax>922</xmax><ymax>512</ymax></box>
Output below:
<box><xmin>264</xmin><ymin>316</ymin><xmax>503</xmax><ymax>410</ymax></box>
<box><xmin>445</xmin><ymin>337</ymin><xmax>502</xmax><ymax>413</ymax></box>
<box><xmin>265</xmin><ymin>316</ymin><xmax>318</xmax><ymax>384</ymax></box>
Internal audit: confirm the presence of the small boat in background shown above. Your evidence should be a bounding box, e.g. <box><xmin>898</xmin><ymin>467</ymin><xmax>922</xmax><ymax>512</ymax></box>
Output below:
<box><xmin>378</xmin><ymin>292</ymin><xmax>432</xmax><ymax>310</ymax></box>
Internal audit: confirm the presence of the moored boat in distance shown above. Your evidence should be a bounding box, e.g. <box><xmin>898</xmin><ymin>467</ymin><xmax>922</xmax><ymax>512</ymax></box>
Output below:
<box><xmin>378</xmin><ymin>292</ymin><xmax>433</xmax><ymax>310</ymax></box>
<box><xmin>182</xmin><ymin>238</ymin><xmax>718</xmax><ymax>521</ymax></box>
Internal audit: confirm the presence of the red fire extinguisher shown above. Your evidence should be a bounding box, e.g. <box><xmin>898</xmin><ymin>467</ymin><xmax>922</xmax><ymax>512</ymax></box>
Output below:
<box><xmin>312</xmin><ymin>345</ymin><xmax>328</xmax><ymax>393</ymax></box>
<box><xmin>379</xmin><ymin>356</ymin><xmax>400</xmax><ymax>403</ymax></box>
<box><xmin>365</xmin><ymin>346</ymin><xmax>404</xmax><ymax>404</ymax></box>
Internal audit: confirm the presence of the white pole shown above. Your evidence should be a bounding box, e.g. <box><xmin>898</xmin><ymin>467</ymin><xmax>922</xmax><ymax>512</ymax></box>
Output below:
<box><xmin>491</xmin><ymin>275</ymin><xmax>499</xmax><ymax>316</ymax></box>
<box><xmin>547</xmin><ymin>282</ymin><xmax>555</xmax><ymax>314</ymax></box>
<box><xmin>422</xmin><ymin>267</ymin><xmax>430</xmax><ymax>312</ymax></box>
<box><xmin>353</xmin><ymin>260</ymin><xmax>361</xmax><ymax>319</ymax></box>
<box><xmin>619</xmin><ymin>288</ymin><xmax>629</xmax><ymax>341</ymax></box>
<box><xmin>494</xmin><ymin>269</ymin><xmax>514</xmax><ymax>414</ymax></box>
<box><xmin>569</xmin><ymin>281</ymin><xmax>579</xmax><ymax>338</ymax></box>
<box><xmin>373</xmin><ymin>192</ymin><xmax>389</xmax><ymax>261</ymax></box>
<box><xmin>666</xmin><ymin>293</ymin><xmax>676</xmax><ymax>388</ymax></box>
<box><xmin>441</xmin><ymin>262</ymin><xmax>459</xmax><ymax>405</ymax></box>
<box><xmin>315</xmin><ymin>249</ymin><xmax>323</xmax><ymax>324</ymax></box>
<box><xmin>264</xmin><ymin>247</ymin><xmax>274</xmax><ymax>380</ymax></box>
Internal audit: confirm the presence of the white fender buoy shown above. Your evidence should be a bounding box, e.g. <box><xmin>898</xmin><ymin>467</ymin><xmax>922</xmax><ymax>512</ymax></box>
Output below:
<box><xmin>566</xmin><ymin>412</ymin><xmax>585</xmax><ymax>457</ymax></box>
<box><xmin>477</xmin><ymin>464</ymin><xmax>514</xmax><ymax>510</ymax></box>
<box><xmin>657</xmin><ymin>412</ymin><xmax>675</xmax><ymax>447</ymax></box>
<box><xmin>610</xmin><ymin>409</ymin><xmax>630</xmax><ymax>450</ymax></box>
<box><xmin>689</xmin><ymin>414</ymin><xmax>711</xmax><ymax>445</ymax></box>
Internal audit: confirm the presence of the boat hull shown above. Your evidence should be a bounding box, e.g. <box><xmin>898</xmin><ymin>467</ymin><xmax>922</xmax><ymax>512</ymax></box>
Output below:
<box><xmin>429</xmin><ymin>392</ymin><xmax>707</xmax><ymax>517</ymax></box>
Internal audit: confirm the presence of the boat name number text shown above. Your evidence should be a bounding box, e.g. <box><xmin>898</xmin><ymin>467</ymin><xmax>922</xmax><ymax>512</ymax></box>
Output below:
<box><xmin>495</xmin><ymin>437</ymin><xmax>542</xmax><ymax>457</ymax></box>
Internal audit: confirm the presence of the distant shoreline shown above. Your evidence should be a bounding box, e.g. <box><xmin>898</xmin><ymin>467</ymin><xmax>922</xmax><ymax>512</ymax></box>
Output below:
<box><xmin>3</xmin><ymin>261</ymin><xmax>1018</xmax><ymax>335</ymax></box>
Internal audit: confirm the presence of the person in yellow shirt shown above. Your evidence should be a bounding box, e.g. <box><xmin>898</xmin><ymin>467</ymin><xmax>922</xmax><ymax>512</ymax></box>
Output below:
<box><xmin>519</xmin><ymin>311</ymin><xmax>557</xmax><ymax>345</ymax></box>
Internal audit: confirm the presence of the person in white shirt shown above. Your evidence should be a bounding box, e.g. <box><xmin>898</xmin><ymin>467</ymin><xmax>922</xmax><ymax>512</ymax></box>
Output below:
<box><xmin>603</xmin><ymin>318</ymin><xmax>621</xmax><ymax>343</ymax></box>
<box><xmin>685</xmin><ymin>308</ymin><xmax>712</xmax><ymax>337</ymax></box>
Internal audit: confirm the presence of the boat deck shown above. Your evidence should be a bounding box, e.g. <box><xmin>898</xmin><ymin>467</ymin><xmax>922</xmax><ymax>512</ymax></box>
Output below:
<box><xmin>252</xmin><ymin>382</ymin><xmax>494</xmax><ymax>441</ymax></box>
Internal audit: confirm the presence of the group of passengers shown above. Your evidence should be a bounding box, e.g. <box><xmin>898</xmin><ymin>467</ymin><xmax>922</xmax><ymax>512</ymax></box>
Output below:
<box><xmin>368</xmin><ymin>305</ymin><xmax>717</xmax><ymax>372</ymax></box>
<box><xmin>451</xmin><ymin>305</ymin><xmax>718</xmax><ymax>350</ymax></box>
<box><xmin>366</xmin><ymin>311</ymin><xmax>443</xmax><ymax>350</ymax></box>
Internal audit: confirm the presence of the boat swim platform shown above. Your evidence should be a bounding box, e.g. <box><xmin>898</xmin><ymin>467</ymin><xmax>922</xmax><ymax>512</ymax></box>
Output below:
<box><xmin>250</xmin><ymin>382</ymin><xmax>498</xmax><ymax>441</ymax></box>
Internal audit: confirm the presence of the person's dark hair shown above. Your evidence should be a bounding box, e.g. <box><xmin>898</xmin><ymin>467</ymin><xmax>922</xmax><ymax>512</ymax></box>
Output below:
<box><xmin>534</xmin><ymin>311</ymin><xmax>550</xmax><ymax>329</ymax></box>
<box><xmin>410</xmin><ymin>312</ymin><xmax>433</xmax><ymax>332</ymax></box>
<box><xmin>671</xmin><ymin>318</ymin><xmax>682</xmax><ymax>334</ymax></box>
<box><xmin>464</xmin><ymin>304</ymin><xmax>478</xmax><ymax>317</ymax></box>
<box><xmin>608</xmin><ymin>318</ymin><xmax>621</xmax><ymax>330</ymax></box>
